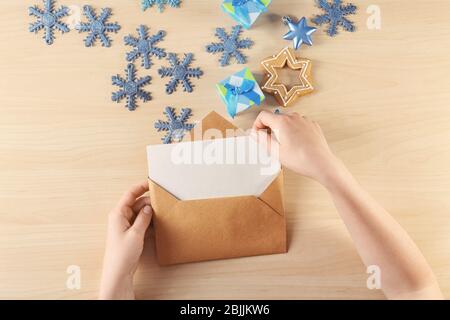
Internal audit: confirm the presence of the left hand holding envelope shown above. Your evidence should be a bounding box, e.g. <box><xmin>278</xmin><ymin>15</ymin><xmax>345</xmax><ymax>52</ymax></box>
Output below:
<box><xmin>99</xmin><ymin>181</ymin><xmax>153</xmax><ymax>300</ymax></box>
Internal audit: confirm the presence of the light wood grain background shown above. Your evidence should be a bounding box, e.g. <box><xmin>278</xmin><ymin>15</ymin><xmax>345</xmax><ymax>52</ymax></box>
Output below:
<box><xmin>1</xmin><ymin>0</ymin><xmax>449</xmax><ymax>299</ymax></box>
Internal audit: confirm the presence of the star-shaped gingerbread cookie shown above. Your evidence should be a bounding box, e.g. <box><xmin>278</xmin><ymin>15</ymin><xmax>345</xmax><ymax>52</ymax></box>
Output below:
<box><xmin>261</xmin><ymin>47</ymin><xmax>314</xmax><ymax>107</ymax></box>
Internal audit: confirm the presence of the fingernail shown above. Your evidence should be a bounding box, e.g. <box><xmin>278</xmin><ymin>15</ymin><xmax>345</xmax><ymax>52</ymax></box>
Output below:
<box><xmin>143</xmin><ymin>206</ymin><xmax>152</xmax><ymax>214</ymax></box>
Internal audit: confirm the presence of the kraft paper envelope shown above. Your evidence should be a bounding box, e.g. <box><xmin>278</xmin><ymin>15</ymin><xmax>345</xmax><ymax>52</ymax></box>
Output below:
<box><xmin>148</xmin><ymin>111</ymin><xmax>287</xmax><ymax>265</ymax></box>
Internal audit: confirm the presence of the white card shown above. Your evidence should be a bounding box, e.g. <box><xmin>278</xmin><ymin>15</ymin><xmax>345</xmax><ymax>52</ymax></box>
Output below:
<box><xmin>147</xmin><ymin>136</ymin><xmax>281</xmax><ymax>201</ymax></box>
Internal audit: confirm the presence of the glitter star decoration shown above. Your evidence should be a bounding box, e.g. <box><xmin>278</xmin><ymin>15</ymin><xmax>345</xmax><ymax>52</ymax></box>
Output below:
<box><xmin>155</xmin><ymin>107</ymin><xmax>195</xmax><ymax>144</ymax></box>
<box><xmin>28</xmin><ymin>0</ymin><xmax>70</xmax><ymax>45</ymax></box>
<box><xmin>206</xmin><ymin>25</ymin><xmax>254</xmax><ymax>67</ymax></box>
<box><xmin>261</xmin><ymin>47</ymin><xmax>314</xmax><ymax>108</ymax></box>
<box><xmin>311</xmin><ymin>0</ymin><xmax>357</xmax><ymax>37</ymax></box>
<box><xmin>282</xmin><ymin>16</ymin><xmax>317</xmax><ymax>50</ymax></box>
<box><xmin>142</xmin><ymin>0</ymin><xmax>181</xmax><ymax>12</ymax></box>
<box><xmin>75</xmin><ymin>5</ymin><xmax>121</xmax><ymax>47</ymax></box>
<box><xmin>112</xmin><ymin>63</ymin><xmax>152</xmax><ymax>111</ymax></box>
<box><xmin>124</xmin><ymin>25</ymin><xmax>167</xmax><ymax>69</ymax></box>
<box><xmin>158</xmin><ymin>53</ymin><xmax>203</xmax><ymax>94</ymax></box>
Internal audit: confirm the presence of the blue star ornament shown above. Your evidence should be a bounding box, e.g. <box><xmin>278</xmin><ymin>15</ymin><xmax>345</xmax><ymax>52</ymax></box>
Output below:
<box><xmin>283</xmin><ymin>16</ymin><xmax>317</xmax><ymax>50</ymax></box>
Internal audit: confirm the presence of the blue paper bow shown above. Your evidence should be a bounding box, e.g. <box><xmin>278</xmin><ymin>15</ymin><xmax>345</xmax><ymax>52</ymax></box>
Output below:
<box><xmin>231</xmin><ymin>0</ymin><xmax>268</xmax><ymax>27</ymax></box>
<box><xmin>224</xmin><ymin>79</ymin><xmax>261</xmax><ymax>118</ymax></box>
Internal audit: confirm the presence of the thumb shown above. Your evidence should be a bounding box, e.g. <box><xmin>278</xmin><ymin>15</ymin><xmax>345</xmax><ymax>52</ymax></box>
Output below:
<box><xmin>131</xmin><ymin>205</ymin><xmax>153</xmax><ymax>236</ymax></box>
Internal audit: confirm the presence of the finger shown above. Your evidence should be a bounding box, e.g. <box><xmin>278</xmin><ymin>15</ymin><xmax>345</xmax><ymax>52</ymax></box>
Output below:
<box><xmin>117</xmin><ymin>181</ymin><xmax>149</xmax><ymax>208</ymax></box>
<box><xmin>290</xmin><ymin>112</ymin><xmax>301</xmax><ymax>118</ymax></box>
<box><xmin>312</xmin><ymin>121</ymin><xmax>323</xmax><ymax>132</ymax></box>
<box><xmin>252</xmin><ymin>128</ymin><xmax>280</xmax><ymax>159</ymax></box>
<box><xmin>301</xmin><ymin>115</ymin><xmax>308</xmax><ymax>121</ymax></box>
<box><xmin>132</xmin><ymin>196</ymin><xmax>151</xmax><ymax>213</ymax></box>
<box><xmin>252</xmin><ymin>129</ymin><xmax>271</xmax><ymax>152</ymax></box>
<box><xmin>130</xmin><ymin>205</ymin><xmax>153</xmax><ymax>236</ymax></box>
<box><xmin>252</xmin><ymin>110</ymin><xmax>281</xmax><ymax>131</ymax></box>
<box><xmin>120</xmin><ymin>196</ymin><xmax>150</xmax><ymax>224</ymax></box>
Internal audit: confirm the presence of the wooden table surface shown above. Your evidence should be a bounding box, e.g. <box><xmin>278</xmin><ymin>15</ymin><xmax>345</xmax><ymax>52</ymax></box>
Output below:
<box><xmin>1</xmin><ymin>0</ymin><xmax>450</xmax><ymax>299</ymax></box>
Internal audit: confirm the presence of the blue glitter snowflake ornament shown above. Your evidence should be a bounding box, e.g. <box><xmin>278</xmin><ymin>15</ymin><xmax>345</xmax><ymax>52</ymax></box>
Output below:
<box><xmin>124</xmin><ymin>25</ymin><xmax>167</xmax><ymax>69</ymax></box>
<box><xmin>311</xmin><ymin>0</ymin><xmax>357</xmax><ymax>37</ymax></box>
<box><xmin>28</xmin><ymin>0</ymin><xmax>70</xmax><ymax>45</ymax></box>
<box><xmin>206</xmin><ymin>25</ymin><xmax>254</xmax><ymax>67</ymax></box>
<box><xmin>142</xmin><ymin>0</ymin><xmax>181</xmax><ymax>12</ymax></box>
<box><xmin>158</xmin><ymin>53</ymin><xmax>203</xmax><ymax>94</ymax></box>
<box><xmin>76</xmin><ymin>5</ymin><xmax>121</xmax><ymax>47</ymax></box>
<box><xmin>155</xmin><ymin>107</ymin><xmax>195</xmax><ymax>144</ymax></box>
<box><xmin>112</xmin><ymin>63</ymin><xmax>152</xmax><ymax>111</ymax></box>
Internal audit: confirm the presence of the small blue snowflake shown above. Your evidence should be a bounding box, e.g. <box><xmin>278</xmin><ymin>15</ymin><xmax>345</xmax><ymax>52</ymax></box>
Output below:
<box><xmin>142</xmin><ymin>0</ymin><xmax>181</xmax><ymax>12</ymax></box>
<box><xmin>311</xmin><ymin>0</ymin><xmax>357</xmax><ymax>37</ymax></box>
<box><xmin>158</xmin><ymin>53</ymin><xmax>203</xmax><ymax>94</ymax></box>
<box><xmin>206</xmin><ymin>25</ymin><xmax>254</xmax><ymax>67</ymax></box>
<box><xmin>155</xmin><ymin>107</ymin><xmax>195</xmax><ymax>144</ymax></box>
<box><xmin>76</xmin><ymin>5</ymin><xmax>121</xmax><ymax>47</ymax></box>
<box><xmin>28</xmin><ymin>0</ymin><xmax>70</xmax><ymax>45</ymax></box>
<box><xmin>124</xmin><ymin>25</ymin><xmax>167</xmax><ymax>69</ymax></box>
<box><xmin>112</xmin><ymin>63</ymin><xmax>152</xmax><ymax>111</ymax></box>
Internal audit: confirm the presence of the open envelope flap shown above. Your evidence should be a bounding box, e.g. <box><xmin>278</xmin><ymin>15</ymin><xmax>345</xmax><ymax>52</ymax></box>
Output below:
<box><xmin>190</xmin><ymin>111</ymin><xmax>245</xmax><ymax>141</ymax></box>
<box><xmin>149</xmin><ymin>171</ymin><xmax>284</xmax><ymax>216</ymax></box>
<box><xmin>149</xmin><ymin>173</ymin><xmax>285</xmax><ymax>217</ymax></box>
<box><xmin>149</xmin><ymin>179</ymin><xmax>287</xmax><ymax>265</ymax></box>
<box><xmin>259</xmin><ymin>171</ymin><xmax>285</xmax><ymax>215</ymax></box>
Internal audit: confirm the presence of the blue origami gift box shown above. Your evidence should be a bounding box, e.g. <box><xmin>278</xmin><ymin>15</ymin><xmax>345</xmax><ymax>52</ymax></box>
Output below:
<box><xmin>217</xmin><ymin>67</ymin><xmax>265</xmax><ymax>118</ymax></box>
<box><xmin>222</xmin><ymin>0</ymin><xmax>272</xmax><ymax>29</ymax></box>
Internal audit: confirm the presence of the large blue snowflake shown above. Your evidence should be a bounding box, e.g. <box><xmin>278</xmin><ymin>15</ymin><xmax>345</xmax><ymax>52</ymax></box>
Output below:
<box><xmin>158</xmin><ymin>53</ymin><xmax>203</xmax><ymax>94</ymax></box>
<box><xmin>124</xmin><ymin>25</ymin><xmax>167</xmax><ymax>69</ymax></box>
<box><xmin>155</xmin><ymin>107</ymin><xmax>195</xmax><ymax>144</ymax></box>
<box><xmin>206</xmin><ymin>25</ymin><xmax>254</xmax><ymax>67</ymax></box>
<box><xmin>112</xmin><ymin>63</ymin><xmax>152</xmax><ymax>111</ymax></box>
<box><xmin>142</xmin><ymin>0</ymin><xmax>181</xmax><ymax>12</ymax></box>
<box><xmin>76</xmin><ymin>5</ymin><xmax>121</xmax><ymax>47</ymax></box>
<box><xmin>311</xmin><ymin>0</ymin><xmax>357</xmax><ymax>37</ymax></box>
<box><xmin>28</xmin><ymin>0</ymin><xmax>70</xmax><ymax>45</ymax></box>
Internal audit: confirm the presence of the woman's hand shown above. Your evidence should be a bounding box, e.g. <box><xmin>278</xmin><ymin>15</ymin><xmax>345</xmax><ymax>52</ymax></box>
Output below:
<box><xmin>252</xmin><ymin>111</ymin><xmax>443</xmax><ymax>299</ymax></box>
<box><xmin>252</xmin><ymin>110</ymin><xmax>341</xmax><ymax>187</ymax></box>
<box><xmin>99</xmin><ymin>181</ymin><xmax>153</xmax><ymax>300</ymax></box>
